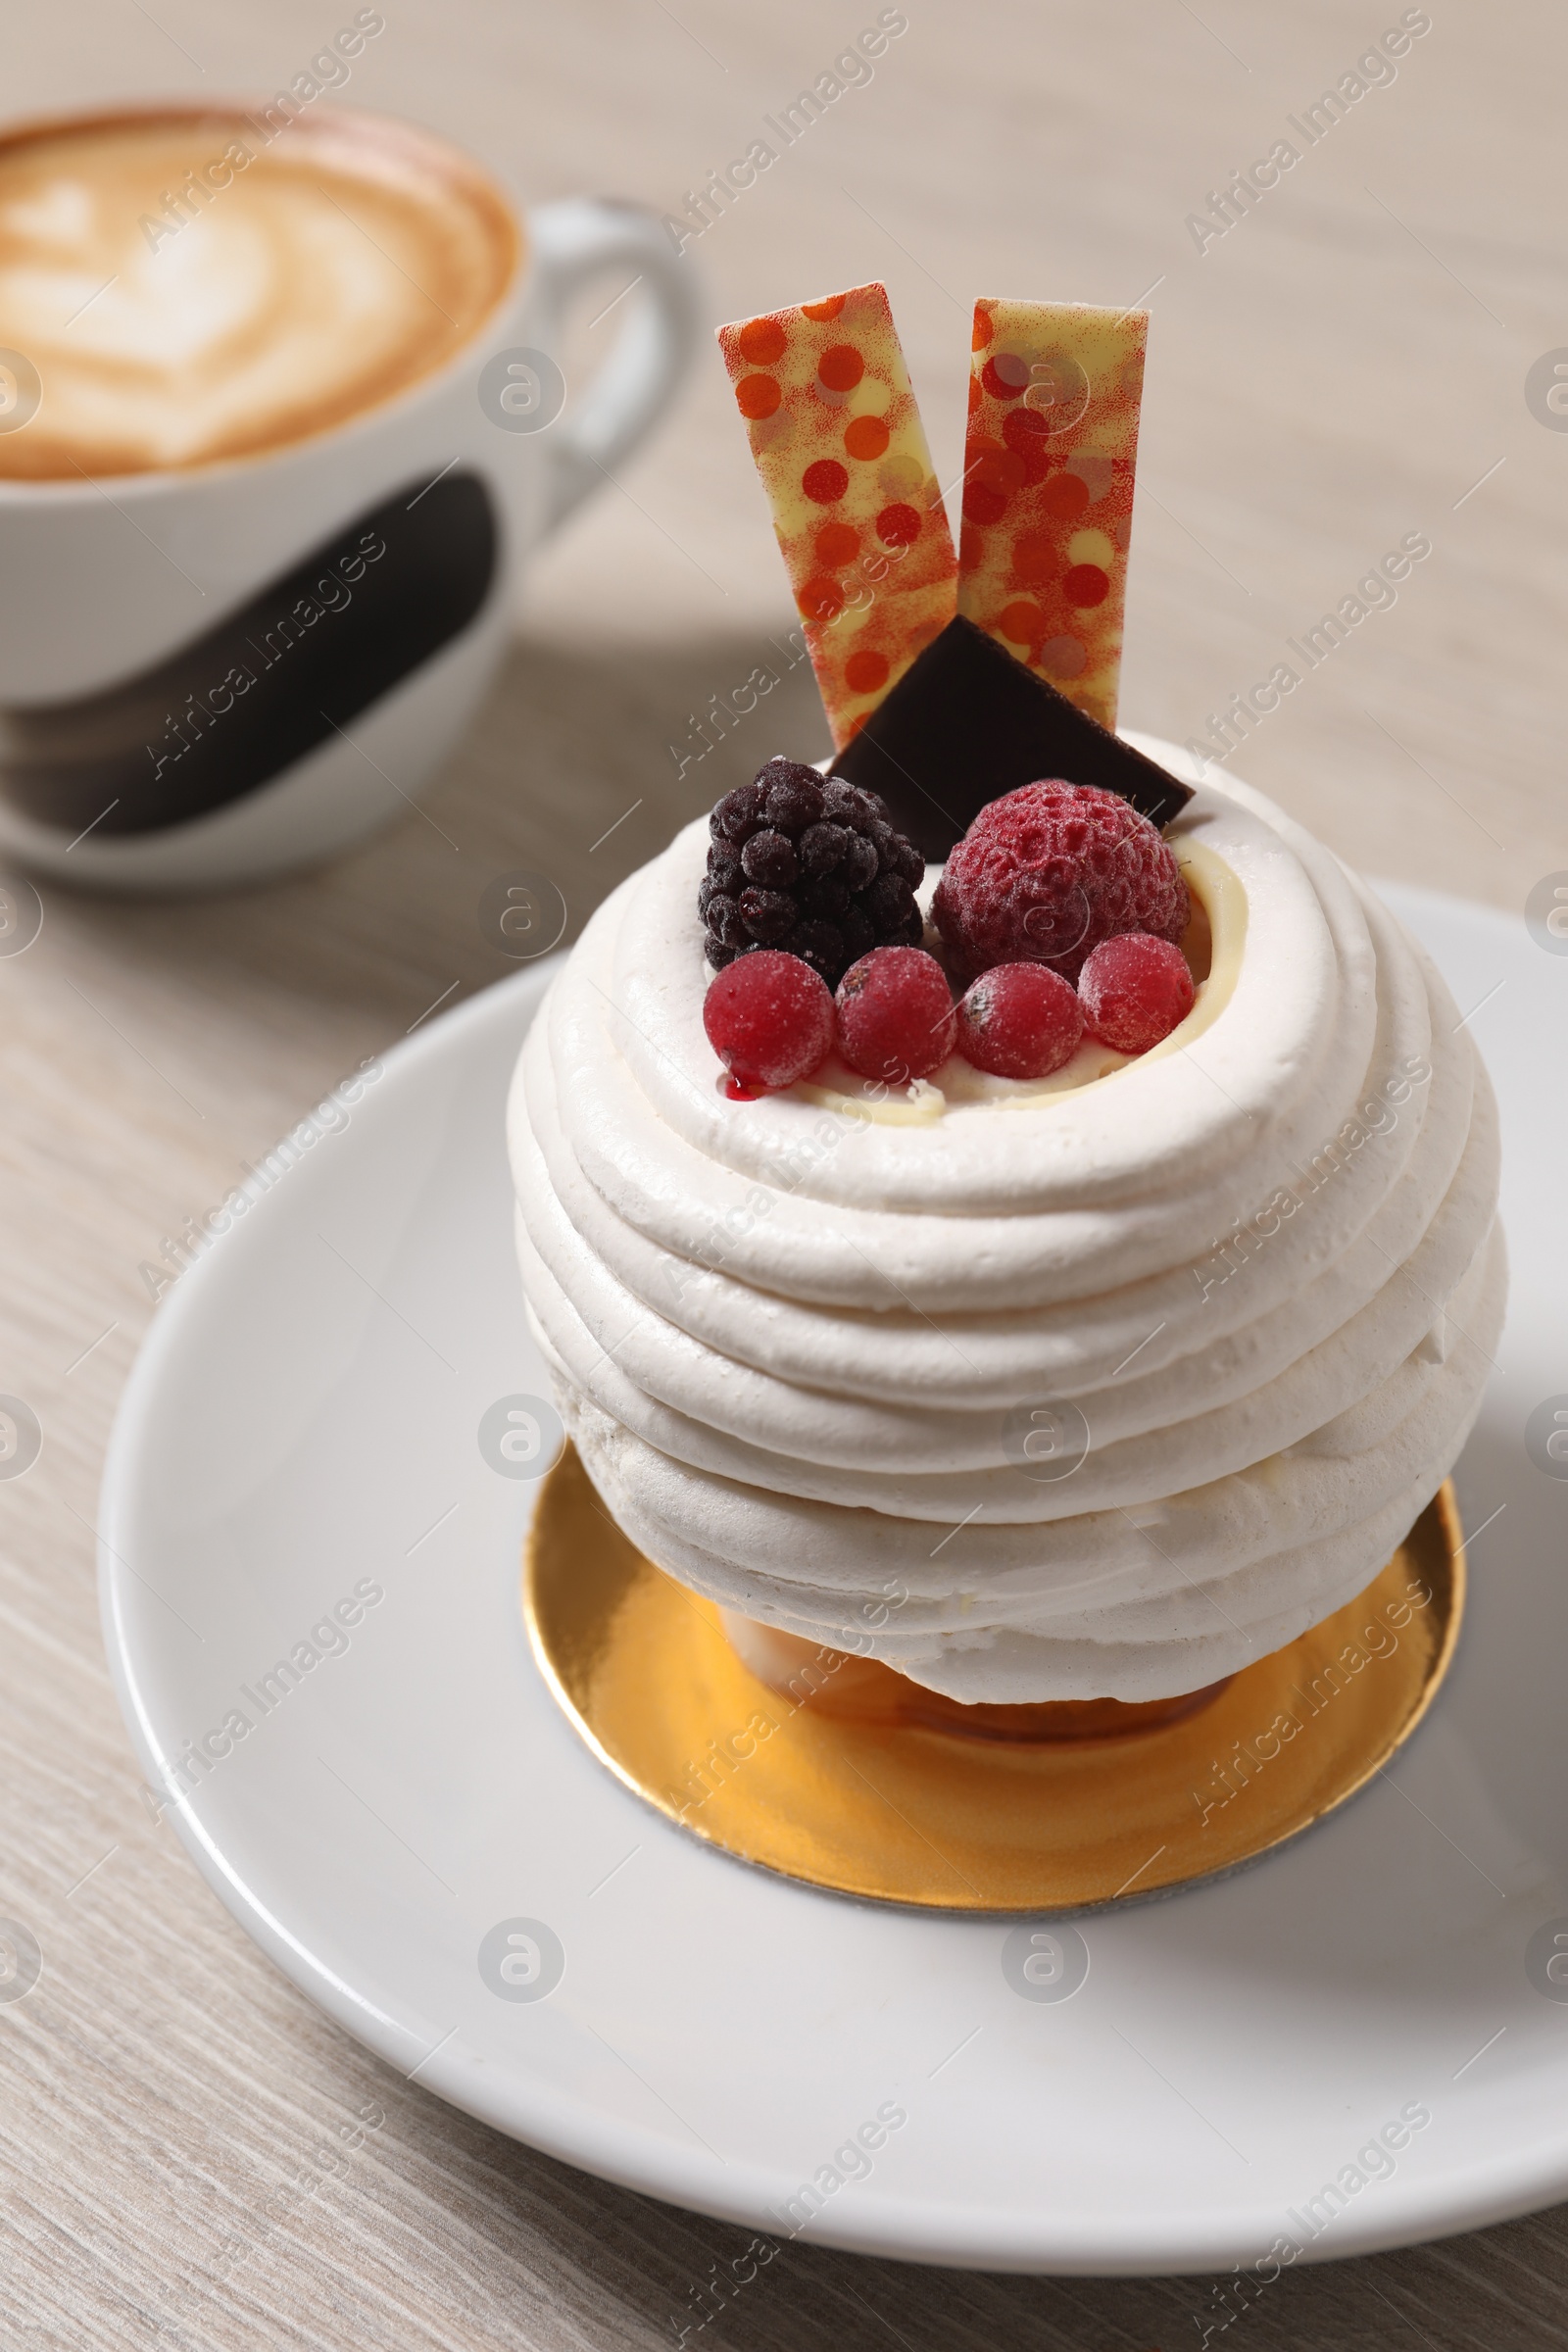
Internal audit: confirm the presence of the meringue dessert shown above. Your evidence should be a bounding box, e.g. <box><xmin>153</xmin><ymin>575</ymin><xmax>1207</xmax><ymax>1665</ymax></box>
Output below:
<box><xmin>509</xmin><ymin>272</ymin><xmax>1502</xmax><ymax>1712</ymax></box>
<box><xmin>509</xmin><ymin>748</ymin><xmax>1502</xmax><ymax>1704</ymax></box>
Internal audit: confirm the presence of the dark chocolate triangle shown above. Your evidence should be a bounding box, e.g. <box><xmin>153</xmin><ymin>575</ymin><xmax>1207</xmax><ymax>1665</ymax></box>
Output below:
<box><xmin>830</xmin><ymin>614</ymin><xmax>1192</xmax><ymax>860</ymax></box>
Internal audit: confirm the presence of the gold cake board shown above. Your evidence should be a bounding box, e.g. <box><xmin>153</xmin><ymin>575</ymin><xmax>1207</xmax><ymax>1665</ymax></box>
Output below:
<box><xmin>524</xmin><ymin>1445</ymin><xmax>1463</xmax><ymax>1914</ymax></box>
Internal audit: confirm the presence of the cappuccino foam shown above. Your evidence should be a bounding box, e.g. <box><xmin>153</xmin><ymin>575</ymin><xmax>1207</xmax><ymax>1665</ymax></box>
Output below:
<box><xmin>0</xmin><ymin>108</ymin><xmax>520</xmax><ymax>478</ymax></box>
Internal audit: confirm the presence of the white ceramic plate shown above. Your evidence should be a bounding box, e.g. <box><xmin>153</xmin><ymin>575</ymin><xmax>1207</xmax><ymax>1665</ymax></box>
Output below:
<box><xmin>100</xmin><ymin>884</ymin><xmax>1568</xmax><ymax>2277</ymax></box>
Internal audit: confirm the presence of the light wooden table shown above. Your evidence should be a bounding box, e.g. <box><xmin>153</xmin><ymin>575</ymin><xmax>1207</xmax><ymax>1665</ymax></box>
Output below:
<box><xmin>4</xmin><ymin>1</ymin><xmax>1566</xmax><ymax>2344</ymax></box>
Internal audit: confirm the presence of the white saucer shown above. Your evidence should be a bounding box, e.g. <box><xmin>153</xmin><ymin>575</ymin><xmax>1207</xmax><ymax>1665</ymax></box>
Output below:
<box><xmin>100</xmin><ymin>884</ymin><xmax>1568</xmax><ymax>2277</ymax></box>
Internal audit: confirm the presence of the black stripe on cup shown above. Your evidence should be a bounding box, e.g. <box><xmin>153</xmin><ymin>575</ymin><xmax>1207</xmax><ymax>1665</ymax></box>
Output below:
<box><xmin>0</xmin><ymin>472</ymin><xmax>498</xmax><ymax>838</ymax></box>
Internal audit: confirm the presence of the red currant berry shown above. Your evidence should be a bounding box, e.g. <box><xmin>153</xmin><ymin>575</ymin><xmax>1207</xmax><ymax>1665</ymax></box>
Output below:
<box><xmin>1078</xmin><ymin>933</ymin><xmax>1195</xmax><ymax>1054</ymax></box>
<box><xmin>836</xmin><ymin>947</ymin><xmax>956</xmax><ymax>1083</ymax></box>
<box><xmin>703</xmin><ymin>950</ymin><xmax>836</xmax><ymax>1092</ymax></box>
<box><xmin>956</xmin><ymin>962</ymin><xmax>1084</xmax><ymax>1080</ymax></box>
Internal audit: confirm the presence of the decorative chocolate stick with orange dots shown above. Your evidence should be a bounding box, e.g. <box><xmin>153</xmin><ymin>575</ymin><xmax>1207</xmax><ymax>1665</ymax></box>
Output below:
<box><xmin>958</xmin><ymin>299</ymin><xmax>1148</xmax><ymax>734</ymax></box>
<box><xmin>715</xmin><ymin>282</ymin><xmax>957</xmax><ymax>748</ymax></box>
<box><xmin>719</xmin><ymin>281</ymin><xmax>1188</xmax><ymax>858</ymax></box>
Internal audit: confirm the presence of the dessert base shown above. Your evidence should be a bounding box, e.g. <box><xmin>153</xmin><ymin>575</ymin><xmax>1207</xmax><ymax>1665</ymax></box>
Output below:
<box><xmin>524</xmin><ymin>1445</ymin><xmax>1463</xmax><ymax>1913</ymax></box>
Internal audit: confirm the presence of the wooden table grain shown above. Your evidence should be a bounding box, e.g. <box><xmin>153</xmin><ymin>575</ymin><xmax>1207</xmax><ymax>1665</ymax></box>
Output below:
<box><xmin>3</xmin><ymin>0</ymin><xmax>1566</xmax><ymax>2343</ymax></box>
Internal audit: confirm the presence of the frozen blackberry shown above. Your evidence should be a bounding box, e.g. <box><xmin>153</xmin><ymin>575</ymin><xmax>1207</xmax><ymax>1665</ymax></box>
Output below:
<box><xmin>761</xmin><ymin>762</ymin><xmax>824</xmax><ymax>835</ymax></box>
<box><xmin>710</xmin><ymin>779</ymin><xmax>769</xmax><ymax>844</ymax></box>
<box><xmin>737</xmin><ymin>885</ymin><xmax>796</xmax><ymax>943</ymax></box>
<box><xmin>740</xmin><ymin>829</ymin><xmax>800</xmax><ymax>888</ymax></box>
<box><xmin>702</xmin><ymin>758</ymin><xmax>926</xmax><ymax>984</ymax></box>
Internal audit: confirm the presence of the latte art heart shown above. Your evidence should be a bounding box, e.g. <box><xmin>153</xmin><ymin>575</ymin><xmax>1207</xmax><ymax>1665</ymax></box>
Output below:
<box><xmin>0</xmin><ymin>110</ymin><xmax>519</xmax><ymax>478</ymax></box>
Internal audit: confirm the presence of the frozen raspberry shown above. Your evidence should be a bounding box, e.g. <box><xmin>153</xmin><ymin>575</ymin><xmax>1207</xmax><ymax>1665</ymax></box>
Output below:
<box><xmin>1078</xmin><ymin>933</ymin><xmax>1195</xmax><ymax>1054</ymax></box>
<box><xmin>956</xmin><ymin>963</ymin><xmax>1084</xmax><ymax>1080</ymax></box>
<box><xmin>932</xmin><ymin>781</ymin><xmax>1188</xmax><ymax>985</ymax></box>
<box><xmin>836</xmin><ymin>947</ymin><xmax>956</xmax><ymax>1083</ymax></box>
<box><xmin>703</xmin><ymin>950</ymin><xmax>836</xmax><ymax>1091</ymax></box>
<box><xmin>702</xmin><ymin>760</ymin><xmax>925</xmax><ymax>981</ymax></box>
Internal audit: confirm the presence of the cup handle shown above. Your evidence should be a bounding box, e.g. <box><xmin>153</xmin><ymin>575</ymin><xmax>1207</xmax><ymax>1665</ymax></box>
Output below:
<box><xmin>526</xmin><ymin>197</ymin><xmax>703</xmax><ymax>536</ymax></box>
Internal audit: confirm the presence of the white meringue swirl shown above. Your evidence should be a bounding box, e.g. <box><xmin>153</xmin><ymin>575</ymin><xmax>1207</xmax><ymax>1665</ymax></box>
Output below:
<box><xmin>508</xmin><ymin>758</ymin><xmax>1504</xmax><ymax>1702</ymax></box>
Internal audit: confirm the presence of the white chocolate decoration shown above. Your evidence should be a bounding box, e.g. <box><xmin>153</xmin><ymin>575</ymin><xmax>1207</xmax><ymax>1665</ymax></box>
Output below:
<box><xmin>508</xmin><ymin>753</ymin><xmax>1505</xmax><ymax>1703</ymax></box>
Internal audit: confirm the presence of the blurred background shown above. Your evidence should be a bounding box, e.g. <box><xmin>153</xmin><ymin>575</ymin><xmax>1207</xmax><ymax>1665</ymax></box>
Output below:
<box><xmin>3</xmin><ymin>4</ymin><xmax>1564</xmax><ymax>2346</ymax></box>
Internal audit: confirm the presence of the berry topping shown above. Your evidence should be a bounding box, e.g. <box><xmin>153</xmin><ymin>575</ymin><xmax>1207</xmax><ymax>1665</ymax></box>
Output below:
<box><xmin>702</xmin><ymin>758</ymin><xmax>926</xmax><ymax>984</ymax></box>
<box><xmin>741</xmin><ymin>829</ymin><xmax>800</xmax><ymax>888</ymax></box>
<box><xmin>702</xmin><ymin>840</ymin><xmax>742</xmax><ymax>893</ymax></box>
<box><xmin>956</xmin><ymin>963</ymin><xmax>1085</xmax><ymax>1080</ymax></box>
<box><xmin>703</xmin><ymin>950</ymin><xmax>836</xmax><ymax>1092</ymax></box>
<box><xmin>1078</xmin><ymin>932</ymin><xmax>1195</xmax><ymax>1054</ymax></box>
<box><xmin>932</xmin><ymin>781</ymin><xmax>1188</xmax><ymax>985</ymax></box>
<box><xmin>836</xmin><ymin>946</ymin><xmax>957</xmax><ymax>1083</ymax></box>
<box><xmin>761</xmin><ymin>763</ymin><xmax>823</xmax><ymax>835</ymax></box>
<box><xmin>711</xmin><ymin>778</ymin><xmax>768</xmax><ymax>843</ymax></box>
<box><xmin>737</xmin><ymin>885</ymin><xmax>795</xmax><ymax>943</ymax></box>
<box><xmin>801</xmin><ymin>820</ymin><xmax>851</xmax><ymax>875</ymax></box>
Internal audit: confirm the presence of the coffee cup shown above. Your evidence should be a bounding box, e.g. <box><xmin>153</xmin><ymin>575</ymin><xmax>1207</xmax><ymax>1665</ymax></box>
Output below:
<box><xmin>0</xmin><ymin>99</ymin><xmax>700</xmax><ymax>890</ymax></box>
